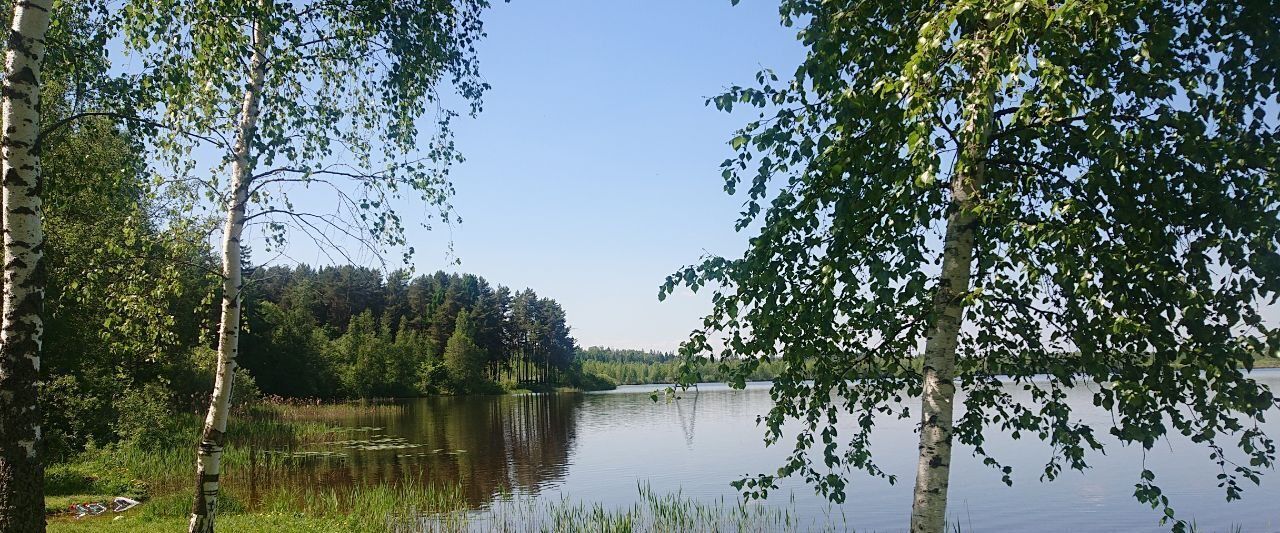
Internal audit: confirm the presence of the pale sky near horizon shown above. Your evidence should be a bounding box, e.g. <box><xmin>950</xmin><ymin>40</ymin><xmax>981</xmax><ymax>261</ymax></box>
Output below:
<box><xmin>261</xmin><ymin>1</ymin><xmax>807</xmax><ymax>352</ymax></box>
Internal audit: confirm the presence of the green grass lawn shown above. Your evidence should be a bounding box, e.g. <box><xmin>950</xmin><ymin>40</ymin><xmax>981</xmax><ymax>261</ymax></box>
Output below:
<box><xmin>45</xmin><ymin>493</ymin><xmax>318</xmax><ymax>533</ymax></box>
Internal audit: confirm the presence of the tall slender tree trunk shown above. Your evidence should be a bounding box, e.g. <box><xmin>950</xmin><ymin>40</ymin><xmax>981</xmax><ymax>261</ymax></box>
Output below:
<box><xmin>908</xmin><ymin>34</ymin><xmax>994</xmax><ymax>533</ymax></box>
<box><xmin>189</xmin><ymin>11</ymin><xmax>268</xmax><ymax>533</ymax></box>
<box><xmin>0</xmin><ymin>2</ymin><xmax>53</xmax><ymax>531</ymax></box>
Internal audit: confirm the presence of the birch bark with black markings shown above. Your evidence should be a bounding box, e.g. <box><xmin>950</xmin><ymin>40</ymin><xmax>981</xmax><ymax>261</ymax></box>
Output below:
<box><xmin>909</xmin><ymin>30</ymin><xmax>993</xmax><ymax>533</ymax></box>
<box><xmin>188</xmin><ymin>9</ymin><xmax>268</xmax><ymax>533</ymax></box>
<box><xmin>0</xmin><ymin>1</ymin><xmax>53</xmax><ymax>531</ymax></box>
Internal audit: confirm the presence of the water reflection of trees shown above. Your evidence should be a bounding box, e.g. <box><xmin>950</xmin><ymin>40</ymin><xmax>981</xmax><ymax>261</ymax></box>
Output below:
<box><xmin>674</xmin><ymin>387</ymin><xmax>700</xmax><ymax>449</ymax></box>
<box><xmin>252</xmin><ymin>394</ymin><xmax>582</xmax><ymax>508</ymax></box>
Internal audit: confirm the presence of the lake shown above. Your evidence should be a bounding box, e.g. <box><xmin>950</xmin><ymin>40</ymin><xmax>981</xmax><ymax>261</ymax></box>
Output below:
<box><xmin>259</xmin><ymin>371</ymin><xmax>1280</xmax><ymax>532</ymax></box>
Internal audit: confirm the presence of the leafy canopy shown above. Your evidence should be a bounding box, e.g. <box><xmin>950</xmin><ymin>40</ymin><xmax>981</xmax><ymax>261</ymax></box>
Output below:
<box><xmin>120</xmin><ymin>0</ymin><xmax>494</xmax><ymax>260</ymax></box>
<box><xmin>662</xmin><ymin>0</ymin><xmax>1280</xmax><ymax>524</ymax></box>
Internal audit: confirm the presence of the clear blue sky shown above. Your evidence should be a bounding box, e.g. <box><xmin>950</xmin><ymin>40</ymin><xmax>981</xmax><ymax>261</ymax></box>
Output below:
<box><xmin>230</xmin><ymin>1</ymin><xmax>1280</xmax><ymax>352</ymax></box>
<box><xmin>350</xmin><ymin>1</ymin><xmax>805</xmax><ymax>351</ymax></box>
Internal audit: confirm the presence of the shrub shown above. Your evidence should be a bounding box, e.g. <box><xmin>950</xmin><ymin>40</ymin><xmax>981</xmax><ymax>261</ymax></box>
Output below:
<box><xmin>183</xmin><ymin>345</ymin><xmax>264</xmax><ymax>410</ymax></box>
<box><xmin>231</xmin><ymin>366</ymin><xmax>262</xmax><ymax>410</ymax></box>
<box><xmin>40</xmin><ymin>374</ymin><xmax>113</xmax><ymax>461</ymax></box>
<box><xmin>115</xmin><ymin>383</ymin><xmax>185</xmax><ymax>450</ymax></box>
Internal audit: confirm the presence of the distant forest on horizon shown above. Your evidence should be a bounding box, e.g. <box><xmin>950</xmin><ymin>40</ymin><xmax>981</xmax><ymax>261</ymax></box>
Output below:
<box><xmin>239</xmin><ymin>265</ymin><xmax>580</xmax><ymax>398</ymax></box>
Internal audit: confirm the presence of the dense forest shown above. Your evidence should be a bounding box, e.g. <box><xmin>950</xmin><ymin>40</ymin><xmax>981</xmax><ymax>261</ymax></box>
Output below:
<box><xmin>37</xmin><ymin>104</ymin><xmax>659</xmax><ymax>461</ymax></box>
<box><xmin>577</xmin><ymin>347</ymin><xmax>788</xmax><ymax>385</ymax></box>
<box><xmin>241</xmin><ymin>266</ymin><xmax>581</xmax><ymax>399</ymax></box>
<box><xmin>46</xmin><ymin>216</ymin><xmax>598</xmax><ymax>462</ymax></box>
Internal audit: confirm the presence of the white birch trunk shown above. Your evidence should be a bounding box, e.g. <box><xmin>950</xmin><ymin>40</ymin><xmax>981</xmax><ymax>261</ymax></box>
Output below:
<box><xmin>0</xmin><ymin>1</ymin><xmax>53</xmax><ymax>531</ymax></box>
<box><xmin>188</xmin><ymin>11</ymin><xmax>268</xmax><ymax>533</ymax></box>
<box><xmin>908</xmin><ymin>38</ymin><xmax>995</xmax><ymax>533</ymax></box>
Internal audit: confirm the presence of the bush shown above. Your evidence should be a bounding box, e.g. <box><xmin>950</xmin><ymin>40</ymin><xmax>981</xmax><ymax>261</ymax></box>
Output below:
<box><xmin>40</xmin><ymin>374</ymin><xmax>113</xmax><ymax>461</ymax></box>
<box><xmin>183</xmin><ymin>345</ymin><xmax>264</xmax><ymax>410</ymax></box>
<box><xmin>466</xmin><ymin>379</ymin><xmax>506</xmax><ymax>395</ymax></box>
<box><xmin>231</xmin><ymin>366</ymin><xmax>262</xmax><ymax>410</ymax></box>
<box><xmin>416</xmin><ymin>359</ymin><xmax>448</xmax><ymax>395</ymax></box>
<box><xmin>115</xmin><ymin>383</ymin><xmax>185</xmax><ymax>450</ymax></box>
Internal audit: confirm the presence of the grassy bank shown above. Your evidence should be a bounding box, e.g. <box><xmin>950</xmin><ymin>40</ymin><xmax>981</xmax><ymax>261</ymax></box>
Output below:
<box><xmin>43</xmin><ymin>403</ymin><xmax>447</xmax><ymax>512</ymax></box>
<box><xmin>44</xmin><ymin>405</ymin><xmax>471</xmax><ymax>532</ymax></box>
<box><xmin>1251</xmin><ymin>357</ymin><xmax>1280</xmax><ymax>369</ymax></box>
<box><xmin>49</xmin><ymin>483</ymin><xmax>845</xmax><ymax>533</ymax></box>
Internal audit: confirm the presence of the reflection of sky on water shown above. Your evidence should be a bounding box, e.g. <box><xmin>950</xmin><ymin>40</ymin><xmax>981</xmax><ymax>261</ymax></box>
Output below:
<box><xmin>1074</xmin><ymin>480</ymin><xmax>1107</xmax><ymax>506</ymax></box>
<box><xmin>247</xmin><ymin>372</ymin><xmax>1280</xmax><ymax>531</ymax></box>
<box><xmin>569</xmin><ymin>377</ymin><xmax>1280</xmax><ymax>532</ymax></box>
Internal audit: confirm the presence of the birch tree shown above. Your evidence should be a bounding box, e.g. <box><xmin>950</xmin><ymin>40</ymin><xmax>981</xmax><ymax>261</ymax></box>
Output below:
<box><xmin>0</xmin><ymin>1</ymin><xmax>54</xmax><ymax>531</ymax></box>
<box><xmin>663</xmin><ymin>1</ymin><xmax>1280</xmax><ymax>531</ymax></box>
<box><xmin>118</xmin><ymin>1</ymin><xmax>492</xmax><ymax>531</ymax></box>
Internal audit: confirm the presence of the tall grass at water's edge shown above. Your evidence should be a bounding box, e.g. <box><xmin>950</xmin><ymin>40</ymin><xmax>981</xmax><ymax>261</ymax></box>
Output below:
<box><xmin>45</xmin><ymin>402</ymin><xmax>396</xmax><ymax>516</ymax></box>
<box><xmin>51</xmin><ymin>481</ymin><xmax>849</xmax><ymax>533</ymax></box>
<box><xmin>46</xmin><ymin>480</ymin><xmax>1250</xmax><ymax>532</ymax></box>
<box><xmin>254</xmin><ymin>397</ymin><xmax>409</xmax><ymax>422</ymax></box>
<box><xmin>48</xmin><ymin>409</ymin><xmax>347</xmax><ymax>497</ymax></box>
<box><xmin>426</xmin><ymin>481</ymin><xmax>845</xmax><ymax>533</ymax></box>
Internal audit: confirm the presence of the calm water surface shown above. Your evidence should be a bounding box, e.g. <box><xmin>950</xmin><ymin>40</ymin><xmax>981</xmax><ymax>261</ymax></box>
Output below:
<box><xmin>274</xmin><ymin>371</ymin><xmax>1280</xmax><ymax>532</ymax></box>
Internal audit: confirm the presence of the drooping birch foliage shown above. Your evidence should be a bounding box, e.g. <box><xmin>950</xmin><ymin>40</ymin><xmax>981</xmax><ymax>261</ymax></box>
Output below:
<box><xmin>662</xmin><ymin>2</ymin><xmax>1280</xmax><ymax>531</ymax></box>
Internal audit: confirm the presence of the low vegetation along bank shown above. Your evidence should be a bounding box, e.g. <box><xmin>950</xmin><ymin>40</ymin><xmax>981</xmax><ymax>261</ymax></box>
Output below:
<box><xmin>43</xmin><ymin>401</ymin><xmax>834</xmax><ymax>533</ymax></box>
<box><xmin>50</xmin><ymin>486</ymin><xmax>843</xmax><ymax>533</ymax></box>
<box><xmin>45</xmin><ymin>400</ymin><xmax>475</xmax><ymax>531</ymax></box>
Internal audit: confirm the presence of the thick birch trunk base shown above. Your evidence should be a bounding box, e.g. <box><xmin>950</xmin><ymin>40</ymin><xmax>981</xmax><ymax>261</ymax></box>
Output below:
<box><xmin>0</xmin><ymin>1</ymin><xmax>52</xmax><ymax>531</ymax></box>
<box><xmin>908</xmin><ymin>210</ymin><xmax>973</xmax><ymax>532</ymax></box>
